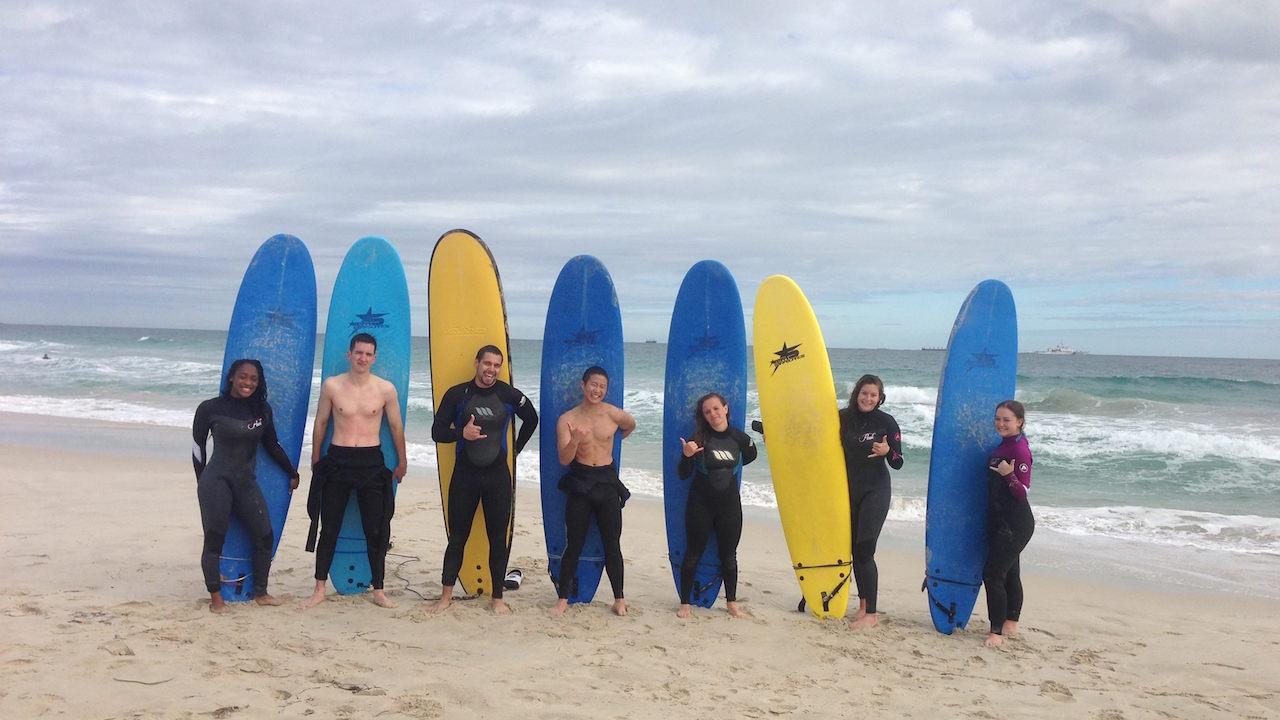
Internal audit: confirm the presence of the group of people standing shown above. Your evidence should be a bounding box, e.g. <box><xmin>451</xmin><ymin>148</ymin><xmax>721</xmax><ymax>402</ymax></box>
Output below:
<box><xmin>192</xmin><ymin>343</ymin><xmax>1035</xmax><ymax>644</ymax></box>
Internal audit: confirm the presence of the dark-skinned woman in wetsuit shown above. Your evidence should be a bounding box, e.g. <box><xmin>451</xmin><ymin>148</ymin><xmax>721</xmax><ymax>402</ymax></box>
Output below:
<box><xmin>984</xmin><ymin>399</ymin><xmax>1034</xmax><ymax>647</ymax></box>
<box><xmin>677</xmin><ymin>392</ymin><xmax>758</xmax><ymax>618</ymax></box>
<box><xmin>839</xmin><ymin>373</ymin><xmax>903</xmax><ymax>629</ymax></box>
<box><xmin>192</xmin><ymin>359</ymin><xmax>300</xmax><ymax>613</ymax></box>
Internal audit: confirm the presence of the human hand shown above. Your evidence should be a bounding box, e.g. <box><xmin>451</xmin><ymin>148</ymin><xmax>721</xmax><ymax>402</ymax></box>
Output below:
<box><xmin>289</xmin><ymin>474</ymin><xmax>300</xmax><ymax>493</ymax></box>
<box><xmin>394</xmin><ymin>461</ymin><xmax>407</xmax><ymax>481</ymax></box>
<box><xmin>996</xmin><ymin>459</ymin><xmax>1014</xmax><ymax>476</ymax></box>
<box><xmin>463</xmin><ymin>414</ymin><xmax>487</xmax><ymax>441</ymax></box>
<box><xmin>680</xmin><ymin>438</ymin><xmax>703</xmax><ymax>457</ymax></box>
<box><xmin>570</xmin><ymin>423</ymin><xmax>591</xmax><ymax>443</ymax></box>
<box><xmin>869</xmin><ymin>435</ymin><xmax>889</xmax><ymax>458</ymax></box>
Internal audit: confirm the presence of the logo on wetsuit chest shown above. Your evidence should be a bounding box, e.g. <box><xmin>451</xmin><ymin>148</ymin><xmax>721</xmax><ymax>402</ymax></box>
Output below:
<box><xmin>247</xmin><ymin>418</ymin><xmax>263</xmax><ymax>430</ymax></box>
<box><xmin>471</xmin><ymin>406</ymin><xmax>496</xmax><ymax>418</ymax></box>
<box><xmin>769</xmin><ymin>342</ymin><xmax>804</xmax><ymax>375</ymax></box>
<box><xmin>710</xmin><ymin>449</ymin><xmax>735</xmax><ymax>462</ymax></box>
<box><xmin>859</xmin><ymin>432</ymin><xmax>876</xmax><ymax>443</ymax></box>
<box><xmin>348</xmin><ymin>307</ymin><xmax>390</xmax><ymax>334</ymax></box>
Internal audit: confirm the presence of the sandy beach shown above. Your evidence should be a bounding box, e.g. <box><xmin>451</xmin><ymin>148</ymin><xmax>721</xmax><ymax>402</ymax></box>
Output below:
<box><xmin>2</xmin><ymin>413</ymin><xmax>1278</xmax><ymax>719</ymax></box>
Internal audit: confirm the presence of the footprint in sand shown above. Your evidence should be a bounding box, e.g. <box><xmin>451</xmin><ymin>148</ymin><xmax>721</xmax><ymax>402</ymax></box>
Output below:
<box><xmin>1038</xmin><ymin>680</ymin><xmax>1075</xmax><ymax>702</ymax></box>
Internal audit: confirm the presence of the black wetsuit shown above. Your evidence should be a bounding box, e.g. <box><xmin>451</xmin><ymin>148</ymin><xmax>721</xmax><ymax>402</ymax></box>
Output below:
<box><xmin>309</xmin><ymin>445</ymin><xmax>394</xmax><ymax>590</ymax></box>
<box><xmin>557</xmin><ymin>462</ymin><xmax>630</xmax><ymax>600</ymax></box>
<box><xmin>192</xmin><ymin>395</ymin><xmax>297</xmax><ymax>596</ymax></box>
<box><xmin>984</xmin><ymin>433</ymin><xmax>1034</xmax><ymax>634</ymax></box>
<box><xmin>432</xmin><ymin>379</ymin><xmax>538</xmax><ymax>599</ymax></box>
<box><xmin>677</xmin><ymin>427</ymin><xmax>758</xmax><ymax>604</ymax></box>
<box><xmin>839</xmin><ymin>406</ymin><xmax>903</xmax><ymax>615</ymax></box>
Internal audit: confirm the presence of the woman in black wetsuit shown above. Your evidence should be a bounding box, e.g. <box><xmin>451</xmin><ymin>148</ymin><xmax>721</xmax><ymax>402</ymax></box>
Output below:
<box><xmin>677</xmin><ymin>392</ymin><xmax>758</xmax><ymax>618</ymax></box>
<box><xmin>191</xmin><ymin>359</ymin><xmax>300</xmax><ymax>613</ymax></box>
<box><xmin>983</xmin><ymin>400</ymin><xmax>1034</xmax><ymax>647</ymax></box>
<box><xmin>839</xmin><ymin>374</ymin><xmax>903</xmax><ymax>629</ymax></box>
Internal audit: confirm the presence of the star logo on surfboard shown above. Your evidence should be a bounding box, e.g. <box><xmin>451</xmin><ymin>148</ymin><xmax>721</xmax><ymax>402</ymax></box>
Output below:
<box><xmin>565</xmin><ymin>326</ymin><xmax>600</xmax><ymax>346</ymax></box>
<box><xmin>966</xmin><ymin>348</ymin><xmax>999</xmax><ymax>372</ymax></box>
<box><xmin>258</xmin><ymin>308</ymin><xmax>298</xmax><ymax>330</ymax></box>
<box><xmin>349</xmin><ymin>307</ymin><xmax>389</xmax><ymax>334</ymax></box>
<box><xmin>688</xmin><ymin>331</ymin><xmax>721</xmax><ymax>354</ymax></box>
<box><xmin>769</xmin><ymin>341</ymin><xmax>804</xmax><ymax>375</ymax></box>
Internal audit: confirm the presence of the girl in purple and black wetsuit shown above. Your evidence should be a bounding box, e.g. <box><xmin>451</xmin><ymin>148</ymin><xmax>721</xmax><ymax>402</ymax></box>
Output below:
<box><xmin>983</xmin><ymin>399</ymin><xmax>1034</xmax><ymax>647</ymax></box>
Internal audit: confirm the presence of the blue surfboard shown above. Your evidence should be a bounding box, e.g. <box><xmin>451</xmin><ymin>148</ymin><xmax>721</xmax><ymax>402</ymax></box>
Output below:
<box><xmin>540</xmin><ymin>256</ymin><xmax>624</xmax><ymax>604</ymax></box>
<box><xmin>319</xmin><ymin>237</ymin><xmax>411</xmax><ymax>595</ymax></box>
<box><xmin>662</xmin><ymin>260</ymin><xmax>747</xmax><ymax>608</ymax></box>
<box><xmin>217</xmin><ymin>234</ymin><xmax>317</xmax><ymax>602</ymax></box>
<box><xmin>924</xmin><ymin>279</ymin><xmax>1017</xmax><ymax>633</ymax></box>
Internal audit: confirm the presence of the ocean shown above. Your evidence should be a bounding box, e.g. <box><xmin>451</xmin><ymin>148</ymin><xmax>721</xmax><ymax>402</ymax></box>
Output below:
<box><xmin>3</xmin><ymin>323</ymin><xmax>1278</xmax><ymax>596</ymax></box>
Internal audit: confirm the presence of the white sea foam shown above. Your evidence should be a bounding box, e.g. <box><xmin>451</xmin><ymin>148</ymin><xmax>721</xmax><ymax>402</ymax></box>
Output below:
<box><xmin>1033</xmin><ymin>417</ymin><xmax>1280</xmax><ymax>463</ymax></box>
<box><xmin>0</xmin><ymin>394</ymin><xmax>192</xmax><ymax>427</ymax></box>
<box><xmin>1038</xmin><ymin>505</ymin><xmax>1280</xmax><ymax>556</ymax></box>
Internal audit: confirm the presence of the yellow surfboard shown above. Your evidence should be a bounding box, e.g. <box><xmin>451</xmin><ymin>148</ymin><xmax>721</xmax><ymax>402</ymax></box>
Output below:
<box><xmin>428</xmin><ymin>229</ymin><xmax>516</xmax><ymax>597</ymax></box>
<box><xmin>752</xmin><ymin>275</ymin><xmax>851</xmax><ymax>618</ymax></box>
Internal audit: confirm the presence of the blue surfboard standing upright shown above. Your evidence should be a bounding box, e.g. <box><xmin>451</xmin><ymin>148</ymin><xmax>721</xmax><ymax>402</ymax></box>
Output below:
<box><xmin>539</xmin><ymin>256</ymin><xmax>624</xmax><ymax>604</ymax></box>
<box><xmin>317</xmin><ymin>237</ymin><xmax>411</xmax><ymax>595</ymax></box>
<box><xmin>217</xmin><ymin>234</ymin><xmax>317</xmax><ymax>602</ymax></box>
<box><xmin>662</xmin><ymin>260</ymin><xmax>747</xmax><ymax>608</ymax></box>
<box><xmin>924</xmin><ymin>279</ymin><xmax>1017</xmax><ymax>633</ymax></box>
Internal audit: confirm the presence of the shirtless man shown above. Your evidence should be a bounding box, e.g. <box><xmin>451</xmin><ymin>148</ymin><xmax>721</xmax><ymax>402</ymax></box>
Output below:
<box><xmin>549</xmin><ymin>366</ymin><xmax>636</xmax><ymax>617</ymax></box>
<box><xmin>302</xmin><ymin>333</ymin><xmax>407</xmax><ymax>609</ymax></box>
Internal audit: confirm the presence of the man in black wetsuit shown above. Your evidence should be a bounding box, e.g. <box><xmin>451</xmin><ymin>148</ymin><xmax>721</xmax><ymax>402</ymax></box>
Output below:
<box><xmin>431</xmin><ymin>345</ymin><xmax>538</xmax><ymax>614</ymax></box>
<box><xmin>192</xmin><ymin>358</ymin><xmax>300</xmax><ymax>613</ymax></box>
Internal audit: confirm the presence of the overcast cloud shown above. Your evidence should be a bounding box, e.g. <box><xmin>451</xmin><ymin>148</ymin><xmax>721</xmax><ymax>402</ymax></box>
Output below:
<box><xmin>2</xmin><ymin>1</ymin><xmax>1277</xmax><ymax>357</ymax></box>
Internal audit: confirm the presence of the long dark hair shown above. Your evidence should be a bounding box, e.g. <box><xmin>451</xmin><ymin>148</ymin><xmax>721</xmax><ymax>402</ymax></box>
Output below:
<box><xmin>690</xmin><ymin>392</ymin><xmax>729</xmax><ymax>448</ymax></box>
<box><xmin>222</xmin><ymin>358</ymin><xmax>268</xmax><ymax>413</ymax></box>
<box><xmin>840</xmin><ymin>374</ymin><xmax>885</xmax><ymax>430</ymax></box>
<box><xmin>996</xmin><ymin>399</ymin><xmax>1026</xmax><ymax>432</ymax></box>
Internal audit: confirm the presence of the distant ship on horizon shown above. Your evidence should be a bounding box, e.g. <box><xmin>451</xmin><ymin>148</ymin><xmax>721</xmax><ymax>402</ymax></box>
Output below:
<box><xmin>1038</xmin><ymin>343</ymin><xmax>1087</xmax><ymax>355</ymax></box>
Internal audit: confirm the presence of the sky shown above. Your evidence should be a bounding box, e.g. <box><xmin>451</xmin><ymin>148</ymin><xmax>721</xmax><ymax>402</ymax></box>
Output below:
<box><xmin>2</xmin><ymin>1</ymin><xmax>1278</xmax><ymax>358</ymax></box>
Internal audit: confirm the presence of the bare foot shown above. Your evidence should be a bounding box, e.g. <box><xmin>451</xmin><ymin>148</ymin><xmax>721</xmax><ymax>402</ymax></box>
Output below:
<box><xmin>985</xmin><ymin>633</ymin><xmax>1004</xmax><ymax>647</ymax></box>
<box><xmin>850</xmin><ymin>597</ymin><xmax>868</xmax><ymax>622</ymax></box>
<box><xmin>850</xmin><ymin>613</ymin><xmax>879</xmax><ymax>629</ymax></box>
<box><xmin>676</xmin><ymin>604</ymin><xmax>692</xmax><ymax>618</ymax></box>
<box><xmin>432</xmin><ymin>585</ymin><xmax>455</xmax><ymax>613</ymax></box>
<box><xmin>725</xmin><ymin>601</ymin><xmax>747</xmax><ymax>618</ymax></box>
<box><xmin>612</xmin><ymin>599</ymin><xmax>628</xmax><ymax>616</ymax></box>
<box><xmin>1002</xmin><ymin>620</ymin><xmax>1019</xmax><ymax>637</ymax></box>
<box><xmin>254</xmin><ymin>594</ymin><xmax>285</xmax><ymax>607</ymax></box>
<box><xmin>209</xmin><ymin>593</ymin><xmax>229</xmax><ymax>614</ymax></box>
<box><xmin>371</xmin><ymin>590</ymin><xmax>398</xmax><ymax>609</ymax></box>
<box><xmin>491</xmin><ymin>598</ymin><xmax>511</xmax><ymax>615</ymax></box>
<box><xmin>301</xmin><ymin>581</ymin><xmax>327</xmax><ymax>609</ymax></box>
<box><xmin>548</xmin><ymin>599</ymin><xmax>569</xmax><ymax>617</ymax></box>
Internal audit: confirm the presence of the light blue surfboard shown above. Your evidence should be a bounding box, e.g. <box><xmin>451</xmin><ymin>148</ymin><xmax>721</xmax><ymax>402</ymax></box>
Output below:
<box><xmin>540</xmin><ymin>256</ymin><xmax>624</xmax><ymax>604</ymax></box>
<box><xmin>319</xmin><ymin>236</ymin><xmax>410</xmax><ymax>595</ymax></box>
<box><xmin>218</xmin><ymin>234</ymin><xmax>317</xmax><ymax>602</ymax></box>
<box><xmin>925</xmin><ymin>279</ymin><xmax>1017</xmax><ymax>633</ymax></box>
<box><xmin>662</xmin><ymin>260</ymin><xmax>747</xmax><ymax>608</ymax></box>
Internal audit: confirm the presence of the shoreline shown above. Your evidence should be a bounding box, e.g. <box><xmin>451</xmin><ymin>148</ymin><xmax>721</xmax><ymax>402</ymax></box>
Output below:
<box><xmin>2</xmin><ymin>413</ymin><xmax>1279</xmax><ymax>717</ymax></box>
<box><xmin>5</xmin><ymin>411</ymin><xmax>1277</xmax><ymax>600</ymax></box>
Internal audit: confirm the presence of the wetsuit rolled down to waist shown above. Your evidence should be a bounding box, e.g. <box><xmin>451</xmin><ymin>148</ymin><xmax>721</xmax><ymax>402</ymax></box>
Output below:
<box><xmin>307</xmin><ymin>444</ymin><xmax>394</xmax><ymax>590</ymax></box>
<box><xmin>557</xmin><ymin>461</ymin><xmax>629</xmax><ymax>600</ymax></box>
